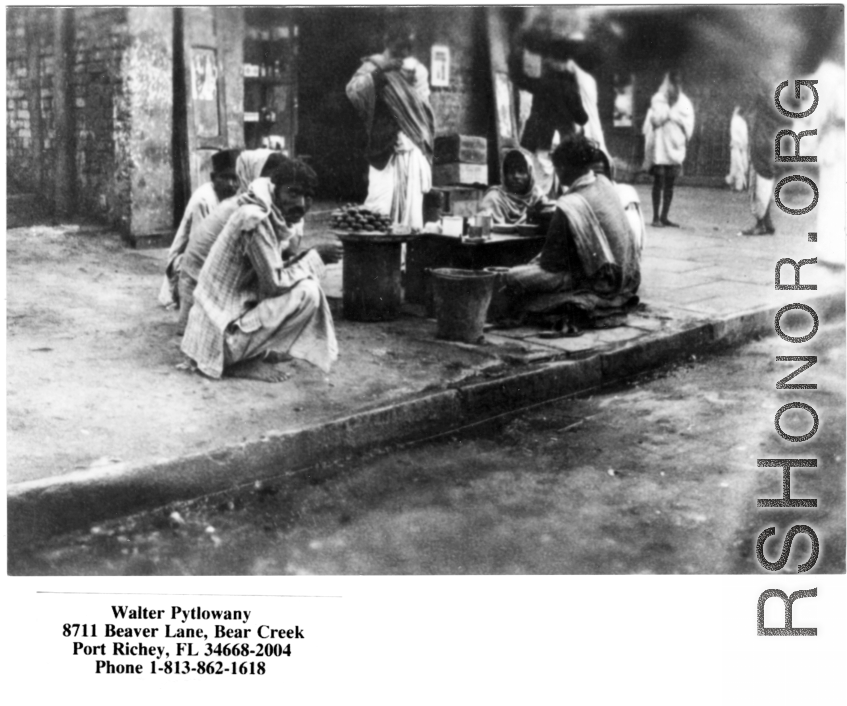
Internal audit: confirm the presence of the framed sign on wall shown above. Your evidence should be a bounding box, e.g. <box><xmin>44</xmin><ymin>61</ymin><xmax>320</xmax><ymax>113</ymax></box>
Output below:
<box><xmin>430</xmin><ymin>45</ymin><xmax>450</xmax><ymax>88</ymax></box>
<box><xmin>190</xmin><ymin>46</ymin><xmax>224</xmax><ymax>141</ymax></box>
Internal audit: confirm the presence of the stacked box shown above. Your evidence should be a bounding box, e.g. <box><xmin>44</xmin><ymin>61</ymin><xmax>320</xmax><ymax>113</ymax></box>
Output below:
<box><xmin>433</xmin><ymin>134</ymin><xmax>489</xmax><ymax>187</ymax></box>
<box><xmin>434</xmin><ymin>134</ymin><xmax>488</xmax><ymax>165</ymax></box>
<box><xmin>433</xmin><ymin>162</ymin><xmax>488</xmax><ymax>186</ymax></box>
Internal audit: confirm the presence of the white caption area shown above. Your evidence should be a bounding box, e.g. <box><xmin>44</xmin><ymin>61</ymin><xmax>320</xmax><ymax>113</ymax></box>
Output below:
<box><xmin>3</xmin><ymin>575</ymin><xmax>846</xmax><ymax>703</ymax></box>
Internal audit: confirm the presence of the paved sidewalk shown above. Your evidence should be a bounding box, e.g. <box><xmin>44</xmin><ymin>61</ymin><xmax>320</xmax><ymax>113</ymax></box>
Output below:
<box><xmin>7</xmin><ymin>185</ymin><xmax>844</xmax><ymax>539</ymax></box>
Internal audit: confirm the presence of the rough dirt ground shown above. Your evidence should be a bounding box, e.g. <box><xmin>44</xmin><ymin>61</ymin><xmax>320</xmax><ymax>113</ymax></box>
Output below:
<box><xmin>11</xmin><ymin>322</ymin><xmax>844</xmax><ymax>576</ymax></box>
<box><xmin>5</xmin><ymin>225</ymin><xmax>497</xmax><ymax>484</ymax></box>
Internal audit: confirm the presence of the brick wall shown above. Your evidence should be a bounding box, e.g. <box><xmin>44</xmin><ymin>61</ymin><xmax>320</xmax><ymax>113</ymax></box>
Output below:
<box><xmin>6</xmin><ymin>7</ymin><xmax>248</xmax><ymax>236</ymax></box>
<box><xmin>412</xmin><ymin>7</ymin><xmax>490</xmax><ymax>138</ymax></box>
<box><xmin>72</xmin><ymin>7</ymin><xmax>132</xmax><ymax>227</ymax></box>
<box><xmin>5</xmin><ymin>10</ymin><xmax>30</xmax><ymax>193</ymax></box>
<box><xmin>5</xmin><ymin>8</ymin><xmax>132</xmax><ymax>222</ymax></box>
<box><xmin>6</xmin><ymin>8</ymin><xmax>55</xmax><ymax>196</ymax></box>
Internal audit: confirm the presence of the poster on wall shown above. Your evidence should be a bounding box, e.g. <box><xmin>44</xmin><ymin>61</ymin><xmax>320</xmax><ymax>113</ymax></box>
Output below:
<box><xmin>190</xmin><ymin>46</ymin><xmax>221</xmax><ymax>138</ymax></box>
<box><xmin>430</xmin><ymin>45</ymin><xmax>450</xmax><ymax>87</ymax></box>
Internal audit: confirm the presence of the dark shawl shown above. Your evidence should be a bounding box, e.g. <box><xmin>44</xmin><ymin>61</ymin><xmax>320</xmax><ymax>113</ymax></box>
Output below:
<box><xmin>347</xmin><ymin>54</ymin><xmax>435</xmax><ymax>169</ymax></box>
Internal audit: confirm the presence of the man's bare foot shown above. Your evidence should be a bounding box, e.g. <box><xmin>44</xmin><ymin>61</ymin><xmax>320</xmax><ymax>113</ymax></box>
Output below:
<box><xmin>175</xmin><ymin>358</ymin><xmax>198</xmax><ymax>372</ymax></box>
<box><xmin>263</xmin><ymin>350</ymin><xmax>294</xmax><ymax>365</ymax></box>
<box><xmin>225</xmin><ymin>359</ymin><xmax>291</xmax><ymax>383</ymax></box>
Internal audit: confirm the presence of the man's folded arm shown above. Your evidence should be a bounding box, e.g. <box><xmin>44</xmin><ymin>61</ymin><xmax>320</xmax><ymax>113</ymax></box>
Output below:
<box><xmin>245</xmin><ymin>229</ymin><xmax>325</xmax><ymax>299</ymax></box>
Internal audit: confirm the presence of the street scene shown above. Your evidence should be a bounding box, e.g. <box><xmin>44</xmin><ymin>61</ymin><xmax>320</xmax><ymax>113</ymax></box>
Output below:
<box><xmin>6</xmin><ymin>6</ymin><xmax>845</xmax><ymax>575</ymax></box>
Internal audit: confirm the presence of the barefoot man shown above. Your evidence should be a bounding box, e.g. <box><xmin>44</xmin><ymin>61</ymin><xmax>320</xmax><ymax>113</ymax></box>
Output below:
<box><xmin>181</xmin><ymin>159</ymin><xmax>342</xmax><ymax>382</ymax></box>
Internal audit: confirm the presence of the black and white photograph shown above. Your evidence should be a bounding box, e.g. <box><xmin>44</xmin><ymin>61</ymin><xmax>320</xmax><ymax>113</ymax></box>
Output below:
<box><xmin>4</xmin><ymin>3</ymin><xmax>846</xmax><ymax>701</ymax></box>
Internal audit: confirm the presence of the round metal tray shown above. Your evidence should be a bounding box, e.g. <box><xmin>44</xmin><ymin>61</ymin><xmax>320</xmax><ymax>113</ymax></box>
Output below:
<box><xmin>332</xmin><ymin>230</ymin><xmax>421</xmax><ymax>244</ymax></box>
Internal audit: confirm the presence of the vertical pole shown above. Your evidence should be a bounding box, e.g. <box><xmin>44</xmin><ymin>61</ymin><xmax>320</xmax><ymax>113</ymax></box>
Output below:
<box><xmin>172</xmin><ymin>7</ymin><xmax>191</xmax><ymax>228</ymax></box>
<box><xmin>25</xmin><ymin>13</ymin><xmax>44</xmax><ymax>195</ymax></box>
<box><xmin>53</xmin><ymin>8</ymin><xmax>75</xmax><ymax>218</ymax></box>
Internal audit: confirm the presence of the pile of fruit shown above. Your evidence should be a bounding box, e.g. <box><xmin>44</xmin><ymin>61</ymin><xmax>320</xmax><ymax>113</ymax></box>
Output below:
<box><xmin>330</xmin><ymin>205</ymin><xmax>392</xmax><ymax>233</ymax></box>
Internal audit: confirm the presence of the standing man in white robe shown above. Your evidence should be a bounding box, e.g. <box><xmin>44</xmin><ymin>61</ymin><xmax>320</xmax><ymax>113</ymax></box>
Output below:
<box><xmin>346</xmin><ymin>20</ymin><xmax>435</xmax><ymax>229</ymax></box>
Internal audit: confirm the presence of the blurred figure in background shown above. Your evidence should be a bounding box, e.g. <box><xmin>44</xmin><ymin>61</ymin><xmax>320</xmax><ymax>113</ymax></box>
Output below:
<box><xmin>643</xmin><ymin>71</ymin><xmax>695</xmax><ymax>228</ymax></box>
<box><xmin>346</xmin><ymin>20</ymin><xmax>435</xmax><ymax>229</ymax></box>
<box><xmin>725</xmin><ymin>106</ymin><xmax>749</xmax><ymax>191</ymax></box>
<box><xmin>739</xmin><ymin>79</ymin><xmax>786</xmax><ymax>236</ymax></box>
<box><xmin>510</xmin><ymin>48</ymin><xmax>589</xmax><ymax>198</ymax></box>
<box><xmin>567</xmin><ymin>58</ymin><xmax>608</xmax><ymax>159</ymax></box>
<box><xmin>811</xmin><ymin>46</ymin><xmax>845</xmax><ymax>267</ymax></box>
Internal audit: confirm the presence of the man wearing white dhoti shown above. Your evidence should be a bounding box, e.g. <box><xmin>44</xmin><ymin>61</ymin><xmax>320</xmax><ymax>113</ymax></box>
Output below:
<box><xmin>346</xmin><ymin>21</ymin><xmax>435</xmax><ymax>230</ymax></box>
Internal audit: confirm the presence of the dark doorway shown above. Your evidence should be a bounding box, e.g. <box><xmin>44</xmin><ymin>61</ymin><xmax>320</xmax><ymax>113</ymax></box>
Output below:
<box><xmin>294</xmin><ymin>7</ymin><xmax>393</xmax><ymax>203</ymax></box>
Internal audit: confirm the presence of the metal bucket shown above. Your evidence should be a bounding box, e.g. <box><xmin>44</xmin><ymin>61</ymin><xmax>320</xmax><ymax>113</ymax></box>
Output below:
<box><xmin>430</xmin><ymin>268</ymin><xmax>496</xmax><ymax>344</ymax></box>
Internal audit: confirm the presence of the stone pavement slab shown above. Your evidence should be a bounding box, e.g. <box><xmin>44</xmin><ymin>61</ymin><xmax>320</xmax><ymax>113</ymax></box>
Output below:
<box><xmin>641</xmin><ymin>256</ymin><xmax>716</xmax><ymax>273</ymax></box>
<box><xmin>523</xmin><ymin>331</ymin><xmax>609</xmax><ymax>353</ymax></box>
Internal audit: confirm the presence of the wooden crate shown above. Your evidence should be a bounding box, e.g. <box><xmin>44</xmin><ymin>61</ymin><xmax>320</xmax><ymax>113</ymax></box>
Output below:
<box><xmin>434</xmin><ymin>134</ymin><xmax>488</xmax><ymax>165</ymax></box>
<box><xmin>433</xmin><ymin>162</ymin><xmax>489</xmax><ymax>187</ymax></box>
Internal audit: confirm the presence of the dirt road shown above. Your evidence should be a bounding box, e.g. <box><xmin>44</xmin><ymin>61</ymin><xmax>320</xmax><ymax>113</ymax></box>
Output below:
<box><xmin>12</xmin><ymin>320</ymin><xmax>844</xmax><ymax>575</ymax></box>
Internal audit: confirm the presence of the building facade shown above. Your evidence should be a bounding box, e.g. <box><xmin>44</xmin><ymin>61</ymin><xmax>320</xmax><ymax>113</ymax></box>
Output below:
<box><xmin>9</xmin><ymin>6</ymin><xmax>833</xmax><ymax>242</ymax></box>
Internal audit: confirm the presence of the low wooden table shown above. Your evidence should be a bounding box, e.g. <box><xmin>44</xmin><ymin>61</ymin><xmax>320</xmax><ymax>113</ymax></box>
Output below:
<box><xmin>334</xmin><ymin>231</ymin><xmax>419</xmax><ymax>322</ymax></box>
<box><xmin>405</xmin><ymin>232</ymin><xmax>545</xmax><ymax>306</ymax></box>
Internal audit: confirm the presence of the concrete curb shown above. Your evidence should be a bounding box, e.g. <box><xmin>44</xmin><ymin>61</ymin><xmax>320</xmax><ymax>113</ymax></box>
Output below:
<box><xmin>8</xmin><ymin>290</ymin><xmax>844</xmax><ymax>542</ymax></box>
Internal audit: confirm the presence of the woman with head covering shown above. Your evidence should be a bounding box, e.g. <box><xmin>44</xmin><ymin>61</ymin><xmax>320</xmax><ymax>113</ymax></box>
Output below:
<box><xmin>478</xmin><ymin>148</ymin><xmax>550</xmax><ymax>224</ymax></box>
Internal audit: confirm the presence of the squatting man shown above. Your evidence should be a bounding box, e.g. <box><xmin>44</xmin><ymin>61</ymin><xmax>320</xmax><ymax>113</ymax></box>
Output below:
<box><xmin>181</xmin><ymin>159</ymin><xmax>342</xmax><ymax>382</ymax></box>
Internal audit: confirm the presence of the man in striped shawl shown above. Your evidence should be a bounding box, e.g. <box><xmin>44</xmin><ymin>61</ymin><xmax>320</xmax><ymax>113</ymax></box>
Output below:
<box><xmin>181</xmin><ymin>159</ymin><xmax>341</xmax><ymax>382</ymax></box>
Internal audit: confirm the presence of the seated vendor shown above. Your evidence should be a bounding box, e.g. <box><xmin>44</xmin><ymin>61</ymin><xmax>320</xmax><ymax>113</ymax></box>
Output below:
<box><xmin>477</xmin><ymin>148</ymin><xmax>550</xmax><ymax>224</ymax></box>
<box><xmin>503</xmin><ymin>134</ymin><xmax>641</xmax><ymax>328</ymax></box>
